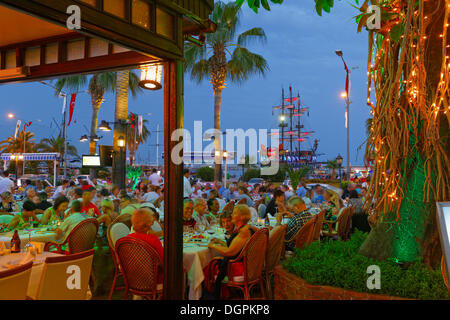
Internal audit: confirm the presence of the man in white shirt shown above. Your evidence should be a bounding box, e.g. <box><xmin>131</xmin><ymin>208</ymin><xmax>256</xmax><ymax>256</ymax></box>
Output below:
<box><xmin>143</xmin><ymin>185</ymin><xmax>162</xmax><ymax>203</ymax></box>
<box><xmin>0</xmin><ymin>171</ymin><xmax>14</xmax><ymax>195</ymax></box>
<box><xmin>183</xmin><ymin>169</ymin><xmax>192</xmax><ymax>198</ymax></box>
<box><xmin>55</xmin><ymin>200</ymin><xmax>86</xmax><ymax>241</ymax></box>
<box><xmin>192</xmin><ymin>198</ymin><xmax>210</xmax><ymax>227</ymax></box>
<box><xmin>148</xmin><ymin>168</ymin><xmax>163</xmax><ymax>186</ymax></box>
<box><xmin>52</xmin><ymin>179</ymin><xmax>69</xmax><ymax>200</ymax></box>
<box><xmin>190</xmin><ymin>183</ymin><xmax>204</xmax><ymax>199</ymax></box>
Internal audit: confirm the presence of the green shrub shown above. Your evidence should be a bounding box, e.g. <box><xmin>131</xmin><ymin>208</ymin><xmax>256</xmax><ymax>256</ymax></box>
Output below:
<box><xmin>243</xmin><ymin>168</ymin><xmax>261</xmax><ymax>182</ymax></box>
<box><xmin>282</xmin><ymin>231</ymin><xmax>449</xmax><ymax>300</ymax></box>
<box><xmin>196</xmin><ymin>166</ymin><xmax>214</xmax><ymax>181</ymax></box>
<box><xmin>265</xmin><ymin>165</ymin><xmax>287</xmax><ymax>182</ymax></box>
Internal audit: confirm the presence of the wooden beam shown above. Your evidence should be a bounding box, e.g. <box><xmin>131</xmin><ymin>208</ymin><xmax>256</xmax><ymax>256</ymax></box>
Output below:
<box><xmin>163</xmin><ymin>59</ymin><xmax>184</xmax><ymax>300</ymax></box>
<box><xmin>0</xmin><ymin>51</ymin><xmax>158</xmax><ymax>84</ymax></box>
<box><xmin>0</xmin><ymin>0</ymin><xmax>183</xmax><ymax>60</ymax></box>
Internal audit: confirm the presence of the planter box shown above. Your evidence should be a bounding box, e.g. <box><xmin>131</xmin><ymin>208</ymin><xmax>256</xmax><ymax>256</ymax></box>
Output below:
<box><xmin>273</xmin><ymin>265</ymin><xmax>408</xmax><ymax>300</ymax></box>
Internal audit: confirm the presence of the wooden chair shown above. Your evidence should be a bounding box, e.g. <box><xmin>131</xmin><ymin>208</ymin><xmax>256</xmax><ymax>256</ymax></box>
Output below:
<box><xmin>322</xmin><ymin>206</ymin><xmax>354</xmax><ymax>241</ymax></box>
<box><xmin>311</xmin><ymin>209</ymin><xmax>326</xmax><ymax>242</ymax></box>
<box><xmin>0</xmin><ymin>261</ymin><xmax>33</xmax><ymax>300</ymax></box>
<box><xmin>223</xmin><ymin>228</ymin><xmax>269</xmax><ymax>300</ymax></box>
<box><xmin>29</xmin><ymin>249</ymin><xmax>94</xmax><ymax>300</ymax></box>
<box><xmin>265</xmin><ymin>224</ymin><xmax>287</xmax><ymax>299</ymax></box>
<box><xmin>44</xmin><ymin>218</ymin><xmax>99</xmax><ymax>254</ymax></box>
<box><xmin>284</xmin><ymin>214</ymin><xmax>317</xmax><ymax>251</ymax></box>
<box><xmin>115</xmin><ymin>236</ymin><xmax>163</xmax><ymax>300</ymax></box>
<box><xmin>106</xmin><ymin>221</ymin><xmax>130</xmax><ymax>299</ymax></box>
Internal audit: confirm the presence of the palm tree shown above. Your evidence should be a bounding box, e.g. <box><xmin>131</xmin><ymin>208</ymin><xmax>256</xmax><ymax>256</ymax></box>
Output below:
<box><xmin>126</xmin><ymin>112</ymin><xmax>150</xmax><ymax>166</ymax></box>
<box><xmin>0</xmin><ymin>131</ymin><xmax>35</xmax><ymax>154</ymax></box>
<box><xmin>325</xmin><ymin>160</ymin><xmax>339</xmax><ymax>179</ymax></box>
<box><xmin>285</xmin><ymin>165</ymin><xmax>310</xmax><ymax>193</ymax></box>
<box><xmin>111</xmin><ymin>70</ymin><xmax>142</xmax><ymax>187</ymax></box>
<box><xmin>35</xmin><ymin>136</ymin><xmax>78</xmax><ymax>159</ymax></box>
<box><xmin>0</xmin><ymin>130</ymin><xmax>35</xmax><ymax>176</ymax></box>
<box><xmin>185</xmin><ymin>1</ymin><xmax>269</xmax><ymax>181</ymax></box>
<box><xmin>35</xmin><ymin>136</ymin><xmax>78</xmax><ymax>177</ymax></box>
<box><xmin>54</xmin><ymin>73</ymin><xmax>116</xmax><ymax>156</ymax></box>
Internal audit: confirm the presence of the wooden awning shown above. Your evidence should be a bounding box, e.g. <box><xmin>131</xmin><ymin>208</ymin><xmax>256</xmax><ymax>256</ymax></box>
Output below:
<box><xmin>0</xmin><ymin>0</ymin><xmax>214</xmax><ymax>83</ymax></box>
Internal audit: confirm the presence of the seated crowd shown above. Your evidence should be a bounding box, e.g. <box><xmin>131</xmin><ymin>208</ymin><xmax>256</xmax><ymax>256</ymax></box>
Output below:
<box><xmin>0</xmin><ymin>169</ymin><xmax>371</xmax><ymax>299</ymax></box>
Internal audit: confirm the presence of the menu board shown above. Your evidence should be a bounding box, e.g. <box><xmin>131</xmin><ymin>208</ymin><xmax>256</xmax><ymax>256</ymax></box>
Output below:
<box><xmin>82</xmin><ymin>155</ymin><xmax>101</xmax><ymax>167</ymax></box>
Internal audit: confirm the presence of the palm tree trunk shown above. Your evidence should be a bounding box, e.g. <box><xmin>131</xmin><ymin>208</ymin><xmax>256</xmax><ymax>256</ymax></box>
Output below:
<box><xmin>214</xmin><ymin>87</ymin><xmax>223</xmax><ymax>181</ymax></box>
<box><xmin>359</xmin><ymin>0</ymin><xmax>447</xmax><ymax>267</ymax></box>
<box><xmin>112</xmin><ymin>71</ymin><xmax>129</xmax><ymax>189</ymax></box>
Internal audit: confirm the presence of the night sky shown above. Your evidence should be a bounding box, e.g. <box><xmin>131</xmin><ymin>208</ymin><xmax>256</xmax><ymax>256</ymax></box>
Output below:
<box><xmin>0</xmin><ymin>0</ymin><xmax>371</xmax><ymax>168</ymax></box>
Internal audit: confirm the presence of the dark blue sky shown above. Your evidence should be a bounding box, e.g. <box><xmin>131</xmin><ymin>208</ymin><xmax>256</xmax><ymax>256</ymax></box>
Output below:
<box><xmin>0</xmin><ymin>0</ymin><xmax>371</xmax><ymax>167</ymax></box>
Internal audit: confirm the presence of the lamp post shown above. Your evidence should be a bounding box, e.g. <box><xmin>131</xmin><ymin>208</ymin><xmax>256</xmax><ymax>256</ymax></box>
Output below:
<box><xmin>335</xmin><ymin>50</ymin><xmax>351</xmax><ymax>179</ymax></box>
<box><xmin>117</xmin><ymin>135</ymin><xmax>126</xmax><ymax>190</ymax></box>
<box><xmin>99</xmin><ymin>119</ymin><xmax>132</xmax><ymax>190</ymax></box>
<box><xmin>336</xmin><ymin>153</ymin><xmax>343</xmax><ymax>188</ymax></box>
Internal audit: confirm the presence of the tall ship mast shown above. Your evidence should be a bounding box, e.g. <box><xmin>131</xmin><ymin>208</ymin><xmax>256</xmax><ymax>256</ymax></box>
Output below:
<box><xmin>271</xmin><ymin>85</ymin><xmax>318</xmax><ymax>168</ymax></box>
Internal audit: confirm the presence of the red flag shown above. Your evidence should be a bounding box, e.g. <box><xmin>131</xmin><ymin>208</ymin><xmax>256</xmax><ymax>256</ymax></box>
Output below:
<box><xmin>67</xmin><ymin>93</ymin><xmax>76</xmax><ymax>126</ymax></box>
<box><xmin>24</xmin><ymin>121</ymin><xmax>32</xmax><ymax>129</ymax></box>
<box><xmin>343</xmin><ymin>60</ymin><xmax>349</xmax><ymax>98</ymax></box>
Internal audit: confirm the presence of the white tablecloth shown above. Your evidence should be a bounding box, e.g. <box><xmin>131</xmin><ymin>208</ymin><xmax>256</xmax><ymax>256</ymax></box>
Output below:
<box><xmin>0</xmin><ymin>228</ymin><xmax>58</xmax><ymax>249</ymax></box>
<box><xmin>183</xmin><ymin>242</ymin><xmax>219</xmax><ymax>300</ymax></box>
<box><xmin>0</xmin><ymin>251</ymin><xmax>62</xmax><ymax>298</ymax></box>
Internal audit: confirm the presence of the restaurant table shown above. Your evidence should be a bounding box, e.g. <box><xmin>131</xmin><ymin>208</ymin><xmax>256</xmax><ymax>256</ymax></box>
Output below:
<box><xmin>0</xmin><ymin>251</ymin><xmax>62</xmax><ymax>298</ymax></box>
<box><xmin>0</xmin><ymin>228</ymin><xmax>58</xmax><ymax>249</ymax></box>
<box><xmin>174</xmin><ymin>229</ymin><xmax>226</xmax><ymax>300</ymax></box>
<box><xmin>183</xmin><ymin>241</ymin><xmax>219</xmax><ymax>300</ymax></box>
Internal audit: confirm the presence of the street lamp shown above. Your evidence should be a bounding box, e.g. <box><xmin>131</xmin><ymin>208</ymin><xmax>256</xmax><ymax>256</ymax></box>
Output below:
<box><xmin>79</xmin><ymin>135</ymin><xmax>88</xmax><ymax>142</ymax></box>
<box><xmin>80</xmin><ymin>134</ymin><xmax>102</xmax><ymax>142</ymax></box>
<box><xmin>335</xmin><ymin>50</ymin><xmax>351</xmax><ymax>180</ymax></box>
<box><xmin>336</xmin><ymin>154</ymin><xmax>343</xmax><ymax>188</ymax></box>
<box><xmin>98</xmin><ymin>120</ymin><xmax>112</xmax><ymax>131</ymax></box>
<box><xmin>117</xmin><ymin>136</ymin><xmax>126</xmax><ymax>148</ymax></box>
<box><xmin>117</xmin><ymin>135</ymin><xmax>126</xmax><ymax>189</ymax></box>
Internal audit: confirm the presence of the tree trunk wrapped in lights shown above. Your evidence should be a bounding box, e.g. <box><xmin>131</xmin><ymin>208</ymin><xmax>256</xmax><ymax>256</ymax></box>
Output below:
<box><xmin>358</xmin><ymin>0</ymin><xmax>450</xmax><ymax>267</ymax></box>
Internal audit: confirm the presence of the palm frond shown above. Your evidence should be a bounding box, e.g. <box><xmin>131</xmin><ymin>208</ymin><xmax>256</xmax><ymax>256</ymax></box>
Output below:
<box><xmin>93</xmin><ymin>72</ymin><xmax>117</xmax><ymax>93</ymax></box>
<box><xmin>237</xmin><ymin>27</ymin><xmax>267</xmax><ymax>46</ymax></box>
<box><xmin>227</xmin><ymin>47</ymin><xmax>269</xmax><ymax>83</ymax></box>
<box><xmin>184</xmin><ymin>43</ymin><xmax>208</xmax><ymax>71</ymax></box>
<box><xmin>128</xmin><ymin>70</ymin><xmax>143</xmax><ymax>97</ymax></box>
<box><xmin>190</xmin><ymin>59</ymin><xmax>211</xmax><ymax>84</ymax></box>
<box><xmin>53</xmin><ymin>75</ymin><xmax>88</xmax><ymax>95</ymax></box>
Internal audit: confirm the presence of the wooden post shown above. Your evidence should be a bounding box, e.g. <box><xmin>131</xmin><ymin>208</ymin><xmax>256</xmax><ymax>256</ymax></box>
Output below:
<box><xmin>163</xmin><ymin>59</ymin><xmax>184</xmax><ymax>299</ymax></box>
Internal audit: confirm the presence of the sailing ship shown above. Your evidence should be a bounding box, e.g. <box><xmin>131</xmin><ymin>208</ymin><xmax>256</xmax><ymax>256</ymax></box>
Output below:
<box><xmin>270</xmin><ymin>85</ymin><xmax>319</xmax><ymax>168</ymax></box>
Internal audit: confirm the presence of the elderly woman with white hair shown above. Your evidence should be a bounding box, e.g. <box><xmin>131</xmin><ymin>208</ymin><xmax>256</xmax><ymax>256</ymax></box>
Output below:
<box><xmin>208</xmin><ymin>204</ymin><xmax>256</xmax><ymax>299</ymax></box>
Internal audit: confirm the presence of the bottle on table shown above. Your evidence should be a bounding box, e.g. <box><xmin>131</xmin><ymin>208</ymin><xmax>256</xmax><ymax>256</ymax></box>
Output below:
<box><xmin>10</xmin><ymin>230</ymin><xmax>21</xmax><ymax>253</ymax></box>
